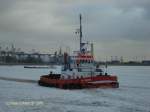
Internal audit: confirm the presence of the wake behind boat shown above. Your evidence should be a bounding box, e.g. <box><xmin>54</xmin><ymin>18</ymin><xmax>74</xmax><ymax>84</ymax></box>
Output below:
<box><xmin>38</xmin><ymin>14</ymin><xmax>119</xmax><ymax>89</ymax></box>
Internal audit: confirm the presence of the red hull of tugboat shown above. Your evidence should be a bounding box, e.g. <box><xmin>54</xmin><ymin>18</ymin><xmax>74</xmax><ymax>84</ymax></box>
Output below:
<box><xmin>38</xmin><ymin>75</ymin><xmax>119</xmax><ymax>89</ymax></box>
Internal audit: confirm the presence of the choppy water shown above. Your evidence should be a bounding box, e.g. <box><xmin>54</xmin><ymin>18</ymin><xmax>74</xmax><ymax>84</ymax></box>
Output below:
<box><xmin>0</xmin><ymin>66</ymin><xmax>150</xmax><ymax>112</ymax></box>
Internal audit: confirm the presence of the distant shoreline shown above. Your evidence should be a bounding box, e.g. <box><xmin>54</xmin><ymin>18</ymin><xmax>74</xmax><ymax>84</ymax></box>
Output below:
<box><xmin>106</xmin><ymin>63</ymin><xmax>150</xmax><ymax>66</ymax></box>
<box><xmin>0</xmin><ymin>63</ymin><xmax>51</xmax><ymax>66</ymax></box>
<box><xmin>0</xmin><ymin>63</ymin><xmax>150</xmax><ymax>66</ymax></box>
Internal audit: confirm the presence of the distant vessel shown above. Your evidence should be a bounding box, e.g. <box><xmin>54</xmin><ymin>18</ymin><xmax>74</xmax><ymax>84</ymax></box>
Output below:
<box><xmin>24</xmin><ymin>65</ymin><xmax>56</xmax><ymax>69</ymax></box>
<box><xmin>38</xmin><ymin>14</ymin><xmax>119</xmax><ymax>89</ymax></box>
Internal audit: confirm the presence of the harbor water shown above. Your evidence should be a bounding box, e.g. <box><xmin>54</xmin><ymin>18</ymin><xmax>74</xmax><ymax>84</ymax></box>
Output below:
<box><xmin>0</xmin><ymin>66</ymin><xmax>150</xmax><ymax>112</ymax></box>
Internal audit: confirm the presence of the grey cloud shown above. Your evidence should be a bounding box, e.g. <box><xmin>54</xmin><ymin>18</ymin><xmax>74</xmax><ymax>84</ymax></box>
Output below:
<box><xmin>0</xmin><ymin>0</ymin><xmax>150</xmax><ymax>60</ymax></box>
<box><xmin>113</xmin><ymin>0</ymin><xmax>150</xmax><ymax>19</ymax></box>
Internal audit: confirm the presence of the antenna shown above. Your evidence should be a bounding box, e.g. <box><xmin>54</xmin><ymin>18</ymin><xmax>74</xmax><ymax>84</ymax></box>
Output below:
<box><xmin>79</xmin><ymin>14</ymin><xmax>82</xmax><ymax>52</ymax></box>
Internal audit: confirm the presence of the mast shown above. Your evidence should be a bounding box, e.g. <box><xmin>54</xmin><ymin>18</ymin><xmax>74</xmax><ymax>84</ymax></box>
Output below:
<box><xmin>79</xmin><ymin>14</ymin><xmax>82</xmax><ymax>52</ymax></box>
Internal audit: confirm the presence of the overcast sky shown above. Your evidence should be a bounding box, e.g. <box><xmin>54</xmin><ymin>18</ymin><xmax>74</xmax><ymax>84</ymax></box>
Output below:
<box><xmin>0</xmin><ymin>0</ymin><xmax>150</xmax><ymax>61</ymax></box>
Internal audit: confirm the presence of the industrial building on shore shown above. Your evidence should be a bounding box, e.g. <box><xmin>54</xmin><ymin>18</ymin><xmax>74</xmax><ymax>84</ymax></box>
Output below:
<box><xmin>0</xmin><ymin>45</ymin><xmax>150</xmax><ymax>66</ymax></box>
<box><xmin>0</xmin><ymin>45</ymin><xmax>64</xmax><ymax>65</ymax></box>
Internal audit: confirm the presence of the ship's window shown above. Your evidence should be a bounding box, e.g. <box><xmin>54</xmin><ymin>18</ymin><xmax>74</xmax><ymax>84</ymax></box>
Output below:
<box><xmin>83</xmin><ymin>60</ymin><xmax>85</xmax><ymax>63</ymax></box>
<box><xmin>82</xmin><ymin>60</ymin><xmax>84</xmax><ymax>63</ymax></box>
<box><xmin>85</xmin><ymin>60</ymin><xmax>87</xmax><ymax>63</ymax></box>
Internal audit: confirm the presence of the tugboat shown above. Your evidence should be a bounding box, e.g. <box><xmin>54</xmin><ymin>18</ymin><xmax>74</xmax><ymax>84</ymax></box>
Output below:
<box><xmin>38</xmin><ymin>14</ymin><xmax>119</xmax><ymax>89</ymax></box>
